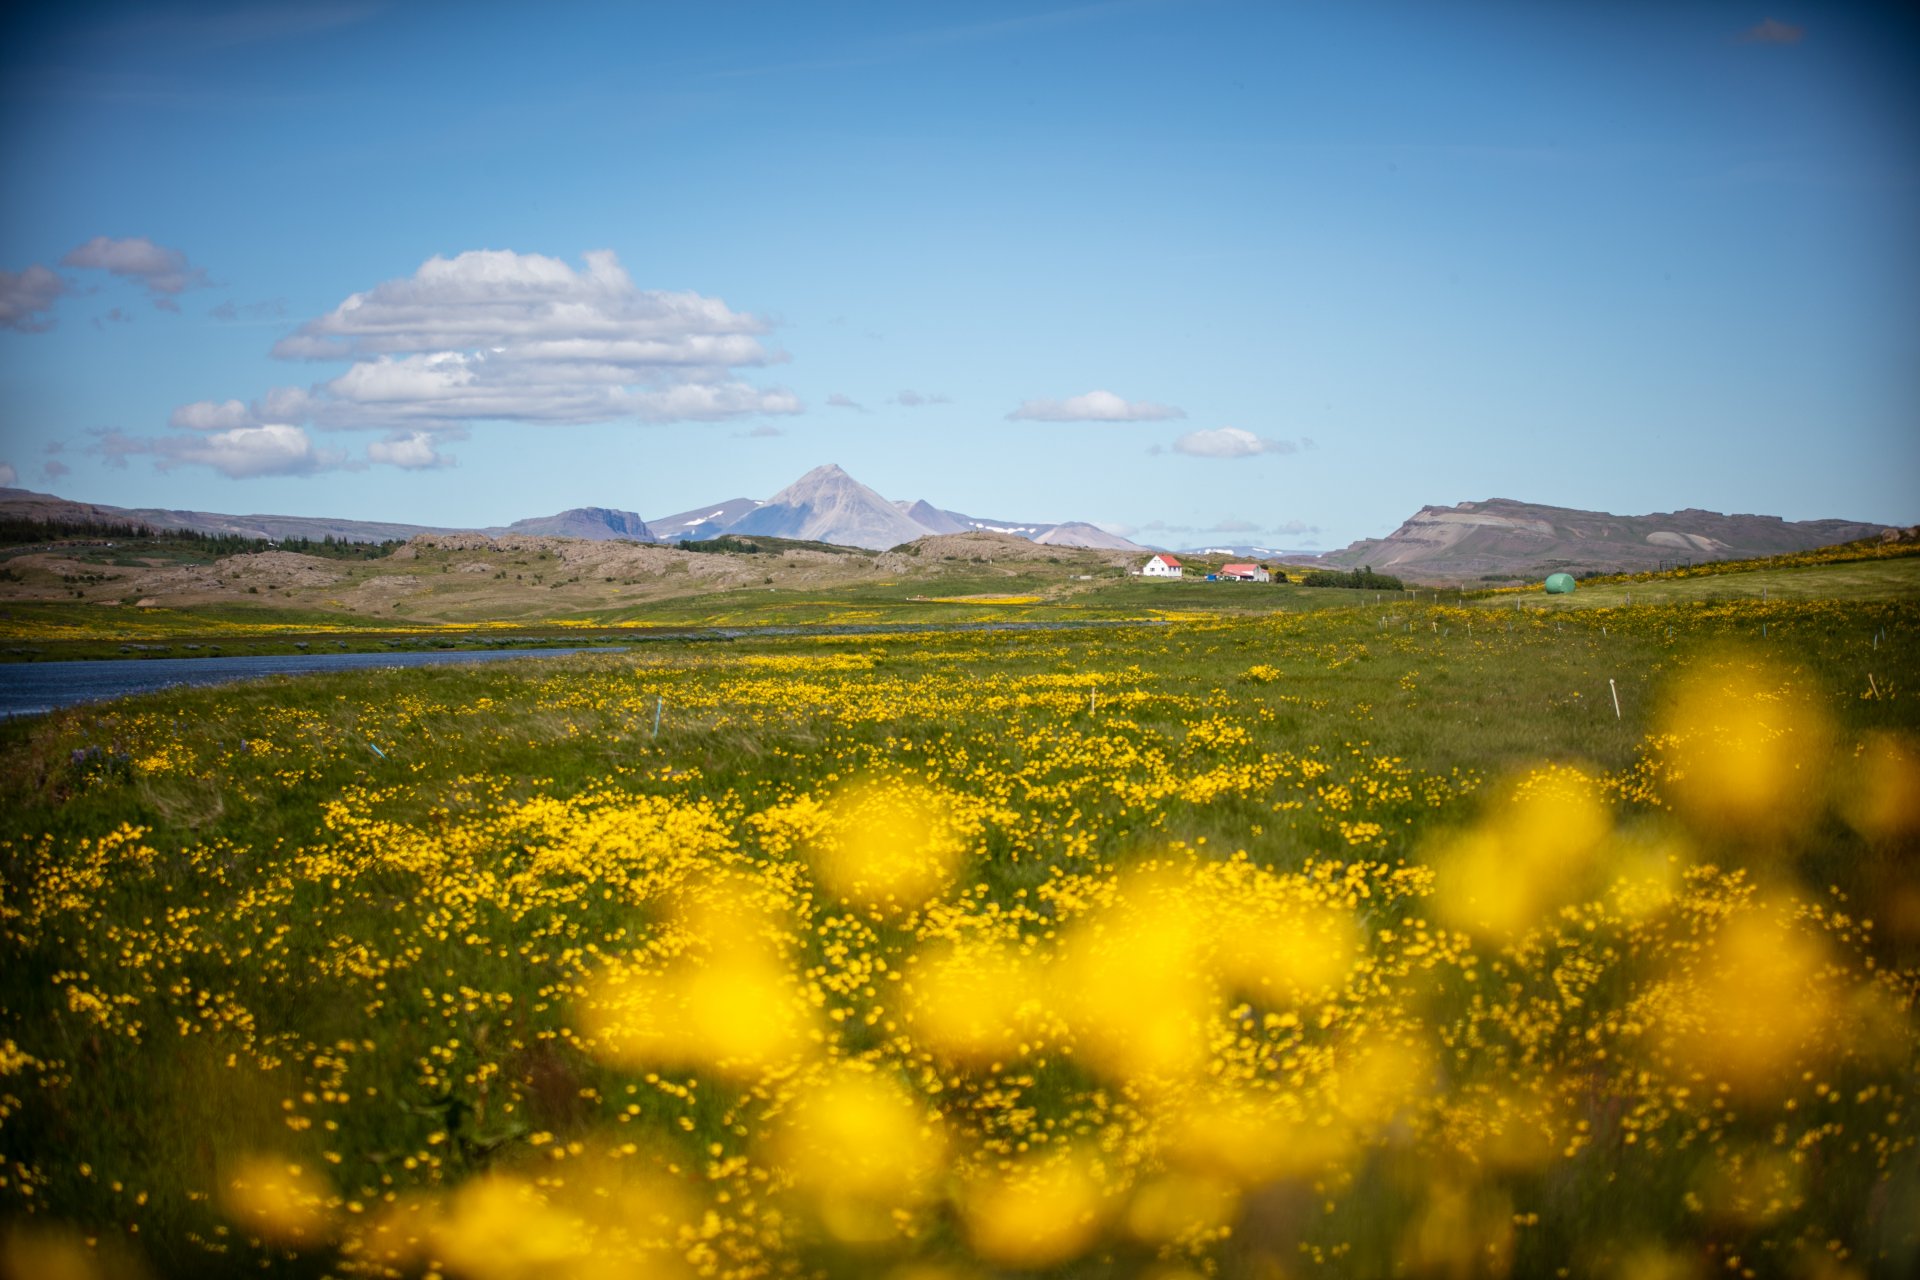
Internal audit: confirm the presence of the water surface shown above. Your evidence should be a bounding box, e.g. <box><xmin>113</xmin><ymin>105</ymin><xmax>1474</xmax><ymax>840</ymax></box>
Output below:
<box><xmin>0</xmin><ymin>648</ymin><xmax>604</xmax><ymax>718</ymax></box>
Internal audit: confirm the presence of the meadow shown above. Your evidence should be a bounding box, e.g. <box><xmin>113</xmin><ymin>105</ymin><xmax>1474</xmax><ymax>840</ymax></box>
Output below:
<box><xmin>1</xmin><ymin>570</ymin><xmax>1916</xmax><ymax>1279</ymax></box>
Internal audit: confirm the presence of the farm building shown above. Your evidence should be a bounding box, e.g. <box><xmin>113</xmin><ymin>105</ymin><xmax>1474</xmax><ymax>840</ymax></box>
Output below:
<box><xmin>1218</xmin><ymin>563</ymin><xmax>1270</xmax><ymax>582</ymax></box>
<box><xmin>1141</xmin><ymin>554</ymin><xmax>1184</xmax><ymax>578</ymax></box>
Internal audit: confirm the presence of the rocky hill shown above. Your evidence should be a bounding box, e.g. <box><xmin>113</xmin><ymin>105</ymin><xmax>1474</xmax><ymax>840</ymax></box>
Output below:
<box><xmin>1309</xmin><ymin>499</ymin><xmax>1891</xmax><ymax>581</ymax></box>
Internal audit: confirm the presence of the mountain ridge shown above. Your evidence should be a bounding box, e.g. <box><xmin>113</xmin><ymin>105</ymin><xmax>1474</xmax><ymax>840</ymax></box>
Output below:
<box><xmin>1305</xmin><ymin>497</ymin><xmax>1891</xmax><ymax>580</ymax></box>
<box><xmin>3</xmin><ymin>483</ymin><xmax>1893</xmax><ymax>578</ymax></box>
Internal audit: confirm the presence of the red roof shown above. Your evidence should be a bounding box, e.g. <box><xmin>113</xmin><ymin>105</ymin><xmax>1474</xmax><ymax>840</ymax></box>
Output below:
<box><xmin>1221</xmin><ymin>563</ymin><xmax>1259</xmax><ymax>574</ymax></box>
<box><xmin>1152</xmin><ymin>554</ymin><xmax>1182</xmax><ymax>566</ymax></box>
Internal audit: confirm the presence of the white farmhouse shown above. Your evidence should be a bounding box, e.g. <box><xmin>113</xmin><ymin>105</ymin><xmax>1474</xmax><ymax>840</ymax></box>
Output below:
<box><xmin>1218</xmin><ymin>563</ymin><xmax>1270</xmax><ymax>582</ymax></box>
<box><xmin>1141</xmin><ymin>553</ymin><xmax>1184</xmax><ymax>579</ymax></box>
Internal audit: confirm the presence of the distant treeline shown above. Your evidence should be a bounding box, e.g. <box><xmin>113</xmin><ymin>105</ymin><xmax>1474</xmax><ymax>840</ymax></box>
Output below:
<box><xmin>0</xmin><ymin>516</ymin><xmax>400</xmax><ymax>560</ymax></box>
<box><xmin>1299</xmin><ymin>566</ymin><xmax>1407</xmax><ymax>591</ymax></box>
<box><xmin>677</xmin><ymin>534</ymin><xmax>864</xmax><ymax>557</ymax></box>
<box><xmin>0</xmin><ymin>515</ymin><xmax>153</xmax><ymax>545</ymax></box>
<box><xmin>678</xmin><ymin>535</ymin><xmax>766</xmax><ymax>555</ymax></box>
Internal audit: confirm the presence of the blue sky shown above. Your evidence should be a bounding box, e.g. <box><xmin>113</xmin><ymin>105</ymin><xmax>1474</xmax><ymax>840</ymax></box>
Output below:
<box><xmin>1</xmin><ymin>1</ymin><xmax>1915</xmax><ymax>549</ymax></box>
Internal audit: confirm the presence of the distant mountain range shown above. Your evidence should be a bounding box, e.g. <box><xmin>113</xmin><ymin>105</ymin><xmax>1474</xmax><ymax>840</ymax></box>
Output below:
<box><xmin>1306</xmin><ymin>498</ymin><xmax>1891</xmax><ymax>580</ymax></box>
<box><xmin>1</xmin><ymin>477</ymin><xmax>1893</xmax><ymax>579</ymax></box>
<box><xmin>0</xmin><ymin>487</ymin><xmax>464</xmax><ymax>544</ymax></box>
<box><xmin>0</xmin><ymin>465</ymin><xmax>1150</xmax><ymax>554</ymax></box>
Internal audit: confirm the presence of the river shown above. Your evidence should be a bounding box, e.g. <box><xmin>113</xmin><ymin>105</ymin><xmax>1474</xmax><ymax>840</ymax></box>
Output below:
<box><xmin>0</xmin><ymin>647</ymin><xmax>606</xmax><ymax>719</ymax></box>
<box><xmin>0</xmin><ymin>619</ymin><xmax>1163</xmax><ymax>717</ymax></box>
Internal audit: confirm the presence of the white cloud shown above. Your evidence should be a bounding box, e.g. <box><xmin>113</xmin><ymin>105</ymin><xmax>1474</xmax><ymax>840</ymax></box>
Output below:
<box><xmin>1171</xmin><ymin>428</ymin><xmax>1304</xmax><ymax>459</ymax></box>
<box><xmin>62</xmin><ymin>236</ymin><xmax>209</xmax><ymax>310</ymax></box>
<box><xmin>367</xmin><ymin>431</ymin><xmax>455</xmax><ymax>470</ymax></box>
<box><xmin>826</xmin><ymin>393</ymin><xmax>867</xmax><ymax>411</ymax></box>
<box><xmin>1208</xmin><ymin>518</ymin><xmax>1261</xmax><ymax>533</ymax></box>
<box><xmin>0</xmin><ymin>463</ymin><xmax>17</xmax><ymax>486</ymax></box>
<box><xmin>44</xmin><ymin>459</ymin><xmax>71</xmax><ymax>481</ymax></box>
<box><xmin>1</xmin><ymin>265</ymin><xmax>66</xmax><ymax>332</ymax></box>
<box><xmin>1007</xmin><ymin>390</ymin><xmax>1185</xmax><ymax>422</ymax></box>
<box><xmin>177</xmin><ymin>248</ymin><xmax>800</xmax><ymax>435</ymax></box>
<box><xmin>95</xmin><ymin>424</ymin><xmax>345</xmax><ymax>478</ymax></box>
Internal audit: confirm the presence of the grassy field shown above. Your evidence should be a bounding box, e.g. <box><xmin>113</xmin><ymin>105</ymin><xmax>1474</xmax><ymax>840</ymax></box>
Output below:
<box><xmin>1487</xmin><ymin>556</ymin><xmax>1920</xmax><ymax>611</ymax></box>
<box><xmin>1</xmin><ymin>566</ymin><xmax>1917</xmax><ymax>1278</ymax></box>
<box><xmin>0</xmin><ymin>577</ymin><xmax>1412</xmax><ymax>662</ymax></box>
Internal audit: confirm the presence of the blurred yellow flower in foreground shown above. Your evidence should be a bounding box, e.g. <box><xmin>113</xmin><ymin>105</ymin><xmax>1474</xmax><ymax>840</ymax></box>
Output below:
<box><xmin>583</xmin><ymin>867</ymin><xmax>818</xmax><ymax>1076</ymax></box>
<box><xmin>1658</xmin><ymin>656</ymin><xmax>1834</xmax><ymax>844</ymax></box>
<box><xmin>430</xmin><ymin>1174</ymin><xmax>596</xmax><ymax>1280</ymax></box>
<box><xmin>1124</xmin><ymin>1171</ymin><xmax>1240</xmax><ymax>1245</ymax></box>
<box><xmin>903</xmin><ymin>939</ymin><xmax>1047</xmax><ymax>1065</ymax></box>
<box><xmin>958</xmin><ymin>1149</ymin><xmax>1114</xmax><ymax>1270</ymax></box>
<box><xmin>1208</xmin><ymin>891</ymin><xmax>1357</xmax><ymax>1006</ymax></box>
<box><xmin>1840</xmin><ymin>730</ymin><xmax>1920</xmax><ymax>843</ymax></box>
<box><xmin>768</xmin><ymin>1064</ymin><xmax>948</xmax><ymax>1244</ymax></box>
<box><xmin>1159</xmin><ymin>1086</ymin><xmax>1349</xmax><ymax>1186</ymax></box>
<box><xmin>585</xmin><ymin>948</ymin><xmax>815</xmax><ymax>1077</ymax></box>
<box><xmin>807</xmin><ymin>777</ymin><xmax>977</xmax><ymax>912</ymax></box>
<box><xmin>1052</xmin><ymin>869</ymin><xmax>1214</xmax><ymax>1082</ymax></box>
<box><xmin>220</xmin><ymin>1154</ymin><xmax>336</xmax><ymax>1248</ymax></box>
<box><xmin>0</xmin><ymin>1225</ymin><xmax>127</xmax><ymax>1280</ymax></box>
<box><xmin>1430</xmin><ymin>764</ymin><xmax>1610</xmax><ymax>937</ymax></box>
<box><xmin>1398</xmin><ymin>1180</ymin><xmax>1515</xmax><ymax>1280</ymax></box>
<box><xmin>1657</xmin><ymin>907</ymin><xmax>1838</xmax><ymax>1097</ymax></box>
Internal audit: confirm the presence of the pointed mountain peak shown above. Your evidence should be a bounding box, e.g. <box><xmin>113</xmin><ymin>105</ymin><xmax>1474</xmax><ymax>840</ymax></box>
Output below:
<box><xmin>769</xmin><ymin>462</ymin><xmax>873</xmax><ymax>504</ymax></box>
<box><xmin>737</xmin><ymin>463</ymin><xmax>936</xmax><ymax>550</ymax></box>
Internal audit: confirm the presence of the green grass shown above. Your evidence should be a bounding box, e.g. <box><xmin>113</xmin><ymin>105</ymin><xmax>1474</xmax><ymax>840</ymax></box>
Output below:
<box><xmin>1486</xmin><ymin>555</ymin><xmax>1920</xmax><ymax>609</ymax></box>
<box><xmin>1</xmin><ymin>567</ymin><xmax>1917</xmax><ymax>1278</ymax></box>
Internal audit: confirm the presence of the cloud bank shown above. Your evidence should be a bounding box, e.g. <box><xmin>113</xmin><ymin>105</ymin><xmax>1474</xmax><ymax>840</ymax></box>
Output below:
<box><xmin>141</xmin><ymin>249</ymin><xmax>804</xmax><ymax>477</ymax></box>
<box><xmin>95</xmin><ymin>424</ymin><xmax>347</xmax><ymax>479</ymax></box>
<box><xmin>173</xmin><ymin>249</ymin><xmax>802</xmax><ymax>441</ymax></box>
<box><xmin>1007</xmin><ymin>390</ymin><xmax>1185</xmax><ymax>422</ymax></box>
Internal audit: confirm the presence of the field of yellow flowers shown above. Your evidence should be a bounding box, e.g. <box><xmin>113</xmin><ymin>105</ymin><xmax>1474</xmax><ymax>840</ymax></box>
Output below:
<box><xmin>1</xmin><ymin>594</ymin><xmax>1916</xmax><ymax>1278</ymax></box>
